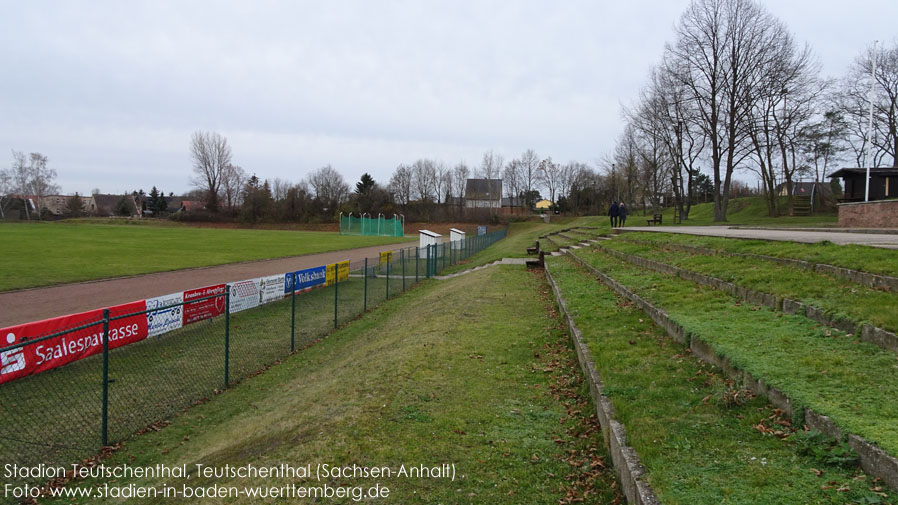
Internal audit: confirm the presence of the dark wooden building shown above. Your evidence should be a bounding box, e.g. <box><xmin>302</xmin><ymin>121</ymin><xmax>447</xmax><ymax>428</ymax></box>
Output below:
<box><xmin>828</xmin><ymin>167</ymin><xmax>898</xmax><ymax>202</ymax></box>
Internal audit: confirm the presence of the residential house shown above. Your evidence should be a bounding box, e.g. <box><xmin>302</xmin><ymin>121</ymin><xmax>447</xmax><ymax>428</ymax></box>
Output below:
<box><xmin>41</xmin><ymin>194</ymin><xmax>98</xmax><ymax>216</ymax></box>
<box><xmin>464</xmin><ymin>179</ymin><xmax>502</xmax><ymax>210</ymax></box>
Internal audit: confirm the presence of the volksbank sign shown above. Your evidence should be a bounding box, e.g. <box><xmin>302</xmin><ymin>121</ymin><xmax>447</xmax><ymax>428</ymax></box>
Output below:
<box><xmin>285</xmin><ymin>266</ymin><xmax>327</xmax><ymax>294</ymax></box>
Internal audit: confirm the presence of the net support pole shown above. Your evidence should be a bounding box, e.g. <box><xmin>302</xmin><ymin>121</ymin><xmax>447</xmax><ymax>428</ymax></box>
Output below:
<box><xmin>364</xmin><ymin>257</ymin><xmax>368</xmax><ymax>313</ymax></box>
<box><xmin>290</xmin><ymin>275</ymin><xmax>296</xmax><ymax>352</ymax></box>
<box><xmin>224</xmin><ymin>286</ymin><xmax>230</xmax><ymax>388</ymax></box>
<box><xmin>101</xmin><ymin>308</ymin><xmax>110</xmax><ymax>447</ymax></box>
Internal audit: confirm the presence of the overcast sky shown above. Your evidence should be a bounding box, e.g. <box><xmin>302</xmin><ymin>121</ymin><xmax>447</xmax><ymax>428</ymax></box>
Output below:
<box><xmin>1</xmin><ymin>1</ymin><xmax>896</xmax><ymax>195</ymax></box>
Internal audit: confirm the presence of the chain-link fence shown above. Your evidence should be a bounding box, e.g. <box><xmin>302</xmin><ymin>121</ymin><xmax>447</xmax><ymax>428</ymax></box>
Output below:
<box><xmin>339</xmin><ymin>213</ymin><xmax>404</xmax><ymax>236</ymax></box>
<box><xmin>0</xmin><ymin>228</ymin><xmax>506</xmax><ymax>498</ymax></box>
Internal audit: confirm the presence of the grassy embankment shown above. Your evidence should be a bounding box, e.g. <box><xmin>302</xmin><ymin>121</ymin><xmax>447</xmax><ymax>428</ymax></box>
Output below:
<box><xmin>548</xmin><ymin>255</ymin><xmax>894</xmax><ymax>504</ymax></box>
<box><xmin>569</xmin><ymin>246</ymin><xmax>898</xmax><ymax>458</ymax></box>
<box><xmin>37</xmin><ymin>266</ymin><xmax>623</xmax><ymax>505</ymax></box>
<box><xmin>642</xmin><ymin>196</ymin><xmax>838</xmax><ymax>227</ymax></box>
<box><xmin>619</xmin><ymin>231</ymin><xmax>898</xmax><ymax>278</ymax></box>
<box><xmin>0</xmin><ymin>221</ymin><xmax>411</xmax><ymax>291</ymax></box>
<box><xmin>598</xmin><ymin>238</ymin><xmax>898</xmax><ymax>333</ymax></box>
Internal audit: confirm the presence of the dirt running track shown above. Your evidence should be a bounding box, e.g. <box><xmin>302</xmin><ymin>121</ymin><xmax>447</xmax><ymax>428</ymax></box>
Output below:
<box><xmin>0</xmin><ymin>241</ymin><xmax>415</xmax><ymax>328</ymax></box>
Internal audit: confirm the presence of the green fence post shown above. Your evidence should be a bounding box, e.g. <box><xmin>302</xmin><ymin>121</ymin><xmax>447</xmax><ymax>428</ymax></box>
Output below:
<box><xmin>415</xmin><ymin>247</ymin><xmax>419</xmax><ymax>283</ymax></box>
<box><xmin>386</xmin><ymin>258</ymin><xmax>390</xmax><ymax>300</ymax></box>
<box><xmin>402</xmin><ymin>249</ymin><xmax>406</xmax><ymax>291</ymax></box>
<box><xmin>364</xmin><ymin>257</ymin><xmax>368</xmax><ymax>313</ymax></box>
<box><xmin>290</xmin><ymin>274</ymin><xmax>295</xmax><ymax>352</ymax></box>
<box><xmin>334</xmin><ymin>273</ymin><xmax>339</xmax><ymax>329</ymax></box>
<box><xmin>224</xmin><ymin>286</ymin><xmax>230</xmax><ymax>388</ymax></box>
<box><xmin>101</xmin><ymin>308</ymin><xmax>109</xmax><ymax>446</ymax></box>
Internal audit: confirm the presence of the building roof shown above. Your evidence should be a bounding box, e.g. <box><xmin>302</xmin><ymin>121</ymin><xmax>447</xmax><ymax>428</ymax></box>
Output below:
<box><xmin>465</xmin><ymin>179</ymin><xmax>502</xmax><ymax>201</ymax></box>
<box><xmin>418</xmin><ymin>229</ymin><xmax>441</xmax><ymax>237</ymax></box>
<box><xmin>92</xmin><ymin>194</ymin><xmax>127</xmax><ymax>215</ymax></box>
<box><xmin>180</xmin><ymin>200</ymin><xmax>205</xmax><ymax>212</ymax></box>
<box><xmin>829</xmin><ymin>167</ymin><xmax>898</xmax><ymax>178</ymax></box>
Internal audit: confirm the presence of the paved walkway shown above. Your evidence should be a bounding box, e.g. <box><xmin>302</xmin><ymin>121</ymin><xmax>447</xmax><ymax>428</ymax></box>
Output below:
<box><xmin>620</xmin><ymin>226</ymin><xmax>898</xmax><ymax>249</ymax></box>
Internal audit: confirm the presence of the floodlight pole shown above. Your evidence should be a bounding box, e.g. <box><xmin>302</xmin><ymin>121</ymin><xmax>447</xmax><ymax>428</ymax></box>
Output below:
<box><xmin>864</xmin><ymin>40</ymin><xmax>878</xmax><ymax>202</ymax></box>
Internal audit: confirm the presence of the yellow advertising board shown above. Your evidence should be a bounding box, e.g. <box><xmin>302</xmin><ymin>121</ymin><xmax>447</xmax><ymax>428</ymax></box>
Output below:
<box><xmin>337</xmin><ymin>260</ymin><xmax>350</xmax><ymax>282</ymax></box>
<box><xmin>379</xmin><ymin>250</ymin><xmax>392</xmax><ymax>265</ymax></box>
<box><xmin>325</xmin><ymin>263</ymin><xmax>336</xmax><ymax>286</ymax></box>
<box><xmin>326</xmin><ymin>260</ymin><xmax>350</xmax><ymax>286</ymax></box>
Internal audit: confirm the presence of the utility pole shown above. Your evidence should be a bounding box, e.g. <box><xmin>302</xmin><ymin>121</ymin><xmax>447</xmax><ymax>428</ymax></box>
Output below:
<box><xmin>864</xmin><ymin>41</ymin><xmax>879</xmax><ymax>202</ymax></box>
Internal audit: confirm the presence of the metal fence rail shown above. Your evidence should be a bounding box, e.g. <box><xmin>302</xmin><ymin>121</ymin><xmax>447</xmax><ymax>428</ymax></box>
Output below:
<box><xmin>0</xmin><ymin>228</ymin><xmax>506</xmax><ymax>497</ymax></box>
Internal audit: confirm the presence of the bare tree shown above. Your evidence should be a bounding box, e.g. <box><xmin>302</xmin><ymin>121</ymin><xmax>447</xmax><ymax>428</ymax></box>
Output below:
<box><xmin>517</xmin><ymin>149</ymin><xmax>541</xmax><ymax>208</ymax></box>
<box><xmin>389</xmin><ymin>164</ymin><xmax>413</xmax><ymax>205</ymax></box>
<box><xmin>0</xmin><ymin>166</ymin><xmax>13</xmax><ymax>219</ymax></box>
<box><xmin>451</xmin><ymin>162</ymin><xmax>469</xmax><ymax>205</ymax></box>
<box><xmin>539</xmin><ymin>157</ymin><xmax>562</xmax><ymax>204</ymax></box>
<box><xmin>306</xmin><ymin>165</ymin><xmax>349</xmax><ymax>215</ymax></box>
<box><xmin>558</xmin><ymin>162</ymin><xmax>582</xmax><ymax>208</ymax></box>
<box><xmin>802</xmin><ymin>107</ymin><xmax>847</xmax><ymax>184</ymax></box>
<box><xmin>612</xmin><ymin>125</ymin><xmax>641</xmax><ymax>209</ymax></box>
<box><xmin>838</xmin><ymin>40</ymin><xmax>898</xmax><ymax>169</ymax></box>
<box><xmin>221</xmin><ymin>163</ymin><xmax>247</xmax><ymax>212</ymax></box>
<box><xmin>440</xmin><ymin>167</ymin><xmax>453</xmax><ymax>204</ymax></box>
<box><xmin>411</xmin><ymin>159</ymin><xmax>437</xmax><ymax>202</ymax></box>
<box><xmin>477</xmin><ymin>150</ymin><xmax>504</xmax><ymax>212</ymax></box>
<box><xmin>190</xmin><ymin>131</ymin><xmax>232</xmax><ymax>212</ymax></box>
<box><xmin>641</xmin><ymin>63</ymin><xmax>706</xmax><ymax>219</ymax></box>
<box><xmin>503</xmin><ymin>160</ymin><xmax>522</xmax><ymax>203</ymax></box>
<box><xmin>478</xmin><ymin>150</ymin><xmax>504</xmax><ymax>181</ymax></box>
<box><xmin>27</xmin><ymin>152</ymin><xmax>59</xmax><ymax>219</ymax></box>
<box><xmin>433</xmin><ymin>161</ymin><xmax>448</xmax><ymax>204</ymax></box>
<box><xmin>9</xmin><ymin>151</ymin><xmax>31</xmax><ymax>219</ymax></box>
<box><xmin>271</xmin><ymin>177</ymin><xmax>291</xmax><ymax>201</ymax></box>
<box><xmin>667</xmin><ymin>0</ymin><xmax>786</xmax><ymax>221</ymax></box>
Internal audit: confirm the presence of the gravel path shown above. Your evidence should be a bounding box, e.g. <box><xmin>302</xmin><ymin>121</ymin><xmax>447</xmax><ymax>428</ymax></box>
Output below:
<box><xmin>0</xmin><ymin>241</ymin><xmax>415</xmax><ymax>327</ymax></box>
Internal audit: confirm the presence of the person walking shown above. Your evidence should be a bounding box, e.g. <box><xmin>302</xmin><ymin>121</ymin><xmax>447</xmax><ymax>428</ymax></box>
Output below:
<box><xmin>608</xmin><ymin>201</ymin><xmax>619</xmax><ymax>227</ymax></box>
<box><xmin>618</xmin><ymin>202</ymin><xmax>628</xmax><ymax>227</ymax></box>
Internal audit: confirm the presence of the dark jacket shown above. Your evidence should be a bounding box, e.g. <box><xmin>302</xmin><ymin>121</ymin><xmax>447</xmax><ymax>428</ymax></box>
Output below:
<box><xmin>618</xmin><ymin>204</ymin><xmax>628</xmax><ymax>218</ymax></box>
<box><xmin>608</xmin><ymin>202</ymin><xmax>619</xmax><ymax>217</ymax></box>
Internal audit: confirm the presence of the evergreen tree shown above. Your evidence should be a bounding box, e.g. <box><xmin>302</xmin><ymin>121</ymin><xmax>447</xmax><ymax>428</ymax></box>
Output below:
<box><xmin>65</xmin><ymin>193</ymin><xmax>84</xmax><ymax>217</ymax></box>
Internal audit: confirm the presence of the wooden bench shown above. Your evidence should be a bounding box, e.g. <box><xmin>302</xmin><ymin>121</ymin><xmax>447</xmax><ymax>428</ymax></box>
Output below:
<box><xmin>646</xmin><ymin>214</ymin><xmax>662</xmax><ymax>225</ymax></box>
<box><xmin>526</xmin><ymin>240</ymin><xmax>540</xmax><ymax>255</ymax></box>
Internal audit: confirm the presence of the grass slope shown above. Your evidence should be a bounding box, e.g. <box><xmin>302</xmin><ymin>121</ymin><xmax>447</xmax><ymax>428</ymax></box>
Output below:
<box><xmin>646</xmin><ymin>196</ymin><xmax>837</xmax><ymax>227</ymax></box>
<box><xmin>572</xmin><ymin>247</ymin><xmax>898</xmax><ymax>457</ymax></box>
<box><xmin>548</xmin><ymin>255</ymin><xmax>894</xmax><ymax>504</ymax></box>
<box><xmin>620</xmin><ymin>232</ymin><xmax>898</xmax><ymax>278</ymax></box>
<box><xmin>0</xmin><ymin>221</ymin><xmax>409</xmax><ymax>291</ymax></box>
<box><xmin>600</xmin><ymin>238</ymin><xmax>898</xmax><ymax>332</ymax></box>
<box><xmin>40</xmin><ymin>266</ymin><xmax>622</xmax><ymax>504</ymax></box>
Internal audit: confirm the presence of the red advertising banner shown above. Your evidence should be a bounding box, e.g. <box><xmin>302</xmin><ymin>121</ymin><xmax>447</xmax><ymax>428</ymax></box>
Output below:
<box><xmin>182</xmin><ymin>284</ymin><xmax>226</xmax><ymax>325</ymax></box>
<box><xmin>0</xmin><ymin>300</ymin><xmax>148</xmax><ymax>385</ymax></box>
